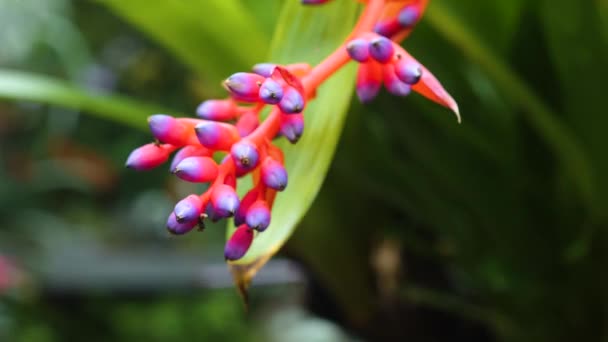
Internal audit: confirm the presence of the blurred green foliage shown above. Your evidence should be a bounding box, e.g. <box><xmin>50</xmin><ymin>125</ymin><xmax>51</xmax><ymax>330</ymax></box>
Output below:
<box><xmin>1</xmin><ymin>0</ymin><xmax>607</xmax><ymax>341</ymax></box>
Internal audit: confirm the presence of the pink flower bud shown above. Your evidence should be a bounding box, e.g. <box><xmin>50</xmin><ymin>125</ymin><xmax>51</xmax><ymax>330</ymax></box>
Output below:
<box><xmin>172</xmin><ymin>156</ymin><xmax>219</xmax><ymax>183</ymax></box>
<box><xmin>261</xmin><ymin>157</ymin><xmax>288</xmax><ymax>191</ymax></box>
<box><xmin>170</xmin><ymin>145</ymin><xmax>210</xmax><ymax>172</ymax></box>
<box><xmin>194</xmin><ymin>121</ymin><xmax>240</xmax><ymax>151</ymax></box>
<box><xmin>211</xmin><ymin>184</ymin><xmax>240</xmax><ymax>217</ymax></box>
<box><xmin>196</xmin><ymin>99</ymin><xmax>238</xmax><ymax>121</ymax></box>
<box><xmin>224</xmin><ymin>225</ymin><xmax>254</xmax><ymax>261</ymax></box>
<box><xmin>223</xmin><ymin>72</ymin><xmax>265</xmax><ymax>102</ymax></box>
<box><xmin>174</xmin><ymin>194</ymin><xmax>203</xmax><ymax>223</ymax></box>
<box><xmin>166</xmin><ymin>212</ymin><xmax>198</xmax><ymax>235</ymax></box>
<box><xmin>383</xmin><ymin>64</ymin><xmax>412</xmax><ymax>97</ymax></box>
<box><xmin>125</xmin><ymin>143</ymin><xmax>174</xmax><ymax>171</ymax></box>
<box><xmin>278</xmin><ymin>87</ymin><xmax>305</xmax><ymax>114</ymax></box>
<box><xmin>369</xmin><ymin>36</ymin><xmax>395</xmax><ymax>64</ymax></box>
<box><xmin>246</xmin><ymin>200</ymin><xmax>271</xmax><ymax>232</ymax></box>
<box><xmin>235</xmin><ymin>187</ymin><xmax>260</xmax><ymax>226</ymax></box>
<box><xmin>280</xmin><ymin>113</ymin><xmax>304</xmax><ymax>144</ymax></box>
<box><xmin>356</xmin><ymin>62</ymin><xmax>383</xmax><ymax>103</ymax></box>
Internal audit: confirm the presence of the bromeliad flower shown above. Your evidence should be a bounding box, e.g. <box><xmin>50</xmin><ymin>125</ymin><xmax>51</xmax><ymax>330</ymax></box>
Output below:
<box><xmin>126</xmin><ymin>0</ymin><xmax>458</xmax><ymax>261</ymax></box>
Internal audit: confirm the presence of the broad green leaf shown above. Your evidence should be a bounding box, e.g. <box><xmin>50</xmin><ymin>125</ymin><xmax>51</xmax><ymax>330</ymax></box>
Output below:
<box><xmin>98</xmin><ymin>0</ymin><xmax>269</xmax><ymax>88</ymax></box>
<box><xmin>227</xmin><ymin>1</ymin><xmax>361</xmax><ymax>291</ymax></box>
<box><xmin>0</xmin><ymin>69</ymin><xmax>171</xmax><ymax>130</ymax></box>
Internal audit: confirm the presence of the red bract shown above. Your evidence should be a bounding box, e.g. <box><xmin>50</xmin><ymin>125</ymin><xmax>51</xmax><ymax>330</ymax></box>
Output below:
<box><xmin>126</xmin><ymin>0</ymin><xmax>458</xmax><ymax>261</ymax></box>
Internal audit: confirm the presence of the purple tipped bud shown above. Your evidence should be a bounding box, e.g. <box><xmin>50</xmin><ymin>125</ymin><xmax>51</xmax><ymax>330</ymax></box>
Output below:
<box><xmin>394</xmin><ymin>60</ymin><xmax>422</xmax><ymax>85</ymax></box>
<box><xmin>235</xmin><ymin>188</ymin><xmax>260</xmax><ymax>226</ymax></box>
<box><xmin>259</xmin><ymin>78</ymin><xmax>284</xmax><ymax>105</ymax></box>
<box><xmin>246</xmin><ymin>200</ymin><xmax>271</xmax><ymax>232</ymax></box>
<box><xmin>261</xmin><ymin>158</ymin><xmax>288</xmax><ymax>191</ymax></box>
<box><xmin>278</xmin><ymin>87</ymin><xmax>305</xmax><ymax>114</ymax></box>
<box><xmin>170</xmin><ymin>145</ymin><xmax>209</xmax><ymax>172</ymax></box>
<box><xmin>280</xmin><ymin>113</ymin><xmax>304</xmax><ymax>144</ymax></box>
<box><xmin>205</xmin><ymin>202</ymin><xmax>221</xmax><ymax>222</ymax></box>
<box><xmin>356</xmin><ymin>62</ymin><xmax>382</xmax><ymax>104</ymax></box>
<box><xmin>173</xmin><ymin>156</ymin><xmax>219</xmax><ymax>183</ymax></box>
<box><xmin>211</xmin><ymin>184</ymin><xmax>240</xmax><ymax>218</ymax></box>
<box><xmin>384</xmin><ymin>64</ymin><xmax>412</xmax><ymax>97</ymax></box>
<box><xmin>224</xmin><ymin>225</ymin><xmax>254</xmax><ymax>261</ymax></box>
<box><xmin>166</xmin><ymin>212</ymin><xmax>197</xmax><ymax>235</ymax></box>
<box><xmin>346</xmin><ymin>39</ymin><xmax>370</xmax><ymax>63</ymax></box>
<box><xmin>174</xmin><ymin>194</ymin><xmax>203</xmax><ymax>223</ymax></box>
<box><xmin>369</xmin><ymin>37</ymin><xmax>395</xmax><ymax>63</ymax></box>
<box><xmin>223</xmin><ymin>72</ymin><xmax>265</xmax><ymax>102</ymax></box>
<box><xmin>374</xmin><ymin>19</ymin><xmax>402</xmax><ymax>37</ymax></box>
<box><xmin>230</xmin><ymin>141</ymin><xmax>260</xmax><ymax>171</ymax></box>
<box><xmin>301</xmin><ymin>0</ymin><xmax>331</xmax><ymax>4</ymax></box>
<box><xmin>252</xmin><ymin>63</ymin><xmax>277</xmax><ymax>77</ymax></box>
<box><xmin>148</xmin><ymin>115</ymin><xmax>189</xmax><ymax>145</ymax></box>
<box><xmin>398</xmin><ymin>5</ymin><xmax>421</xmax><ymax>28</ymax></box>
<box><xmin>195</xmin><ymin>121</ymin><xmax>239</xmax><ymax>151</ymax></box>
<box><xmin>125</xmin><ymin>143</ymin><xmax>173</xmax><ymax>171</ymax></box>
<box><xmin>196</xmin><ymin>99</ymin><xmax>238</xmax><ymax>121</ymax></box>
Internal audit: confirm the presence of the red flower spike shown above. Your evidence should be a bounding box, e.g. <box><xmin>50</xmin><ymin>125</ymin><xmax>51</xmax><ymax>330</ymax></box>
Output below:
<box><xmin>225</xmin><ymin>225</ymin><xmax>254</xmax><ymax>261</ymax></box>
<box><xmin>126</xmin><ymin>0</ymin><xmax>458</xmax><ymax>265</ymax></box>
<box><xmin>172</xmin><ymin>156</ymin><xmax>219</xmax><ymax>183</ymax></box>
<box><xmin>356</xmin><ymin>61</ymin><xmax>383</xmax><ymax>103</ymax></box>
<box><xmin>125</xmin><ymin>143</ymin><xmax>176</xmax><ymax>171</ymax></box>
<box><xmin>195</xmin><ymin>121</ymin><xmax>241</xmax><ymax>151</ymax></box>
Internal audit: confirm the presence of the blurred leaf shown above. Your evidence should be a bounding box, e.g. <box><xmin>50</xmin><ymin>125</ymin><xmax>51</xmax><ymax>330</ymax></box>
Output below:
<box><xmin>98</xmin><ymin>0</ymin><xmax>270</xmax><ymax>86</ymax></box>
<box><xmin>0</xmin><ymin>69</ymin><xmax>171</xmax><ymax>129</ymax></box>
<box><xmin>539</xmin><ymin>0</ymin><xmax>608</xmax><ymax>215</ymax></box>
<box><xmin>228</xmin><ymin>1</ymin><xmax>361</xmax><ymax>290</ymax></box>
<box><xmin>426</xmin><ymin>0</ymin><xmax>596</xmax><ymax>208</ymax></box>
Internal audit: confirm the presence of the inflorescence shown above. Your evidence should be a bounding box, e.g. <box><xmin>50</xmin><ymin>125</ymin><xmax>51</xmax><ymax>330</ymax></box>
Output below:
<box><xmin>125</xmin><ymin>0</ymin><xmax>458</xmax><ymax>261</ymax></box>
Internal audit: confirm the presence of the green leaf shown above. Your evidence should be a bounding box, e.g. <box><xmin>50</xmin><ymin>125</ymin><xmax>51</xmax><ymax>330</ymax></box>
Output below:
<box><xmin>98</xmin><ymin>0</ymin><xmax>270</xmax><ymax>87</ymax></box>
<box><xmin>538</xmin><ymin>0</ymin><xmax>608</xmax><ymax>215</ymax></box>
<box><xmin>425</xmin><ymin>0</ymin><xmax>596</xmax><ymax>210</ymax></box>
<box><xmin>227</xmin><ymin>1</ymin><xmax>361</xmax><ymax>290</ymax></box>
<box><xmin>0</xmin><ymin>69</ymin><xmax>171</xmax><ymax>130</ymax></box>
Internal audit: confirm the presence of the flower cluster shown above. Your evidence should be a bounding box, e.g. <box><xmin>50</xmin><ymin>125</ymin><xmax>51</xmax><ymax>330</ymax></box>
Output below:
<box><xmin>126</xmin><ymin>0</ymin><xmax>458</xmax><ymax>262</ymax></box>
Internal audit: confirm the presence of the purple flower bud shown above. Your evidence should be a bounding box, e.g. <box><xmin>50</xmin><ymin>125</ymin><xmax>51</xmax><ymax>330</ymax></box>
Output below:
<box><xmin>346</xmin><ymin>39</ymin><xmax>370</xmax><ymax>63</ymax></box>
<box><xmin>170</xmin><ymin>145</ymin><xmax>209</xmax><ymax>172</ymax></box>
<box><xmin>125</xmin><ymin>143</ymin><xmax>173</xmax><ymax>171</ymax></box>
<box><xmin>398</xmin><ymin>5</ymin><xmax>421</xmax><ymax>28</ymax></box>
<box><xmin>246</xmin><ymin>200</ymin><xmax>271</xmax><ymax>232</ymax></box>
<box><xmin>166</xmin><ymin>212</ymin><xmax>197</xmax><ymax>235</ymax></box>
<box><xmin>211</xmin><ymin>184</ymin><xmax>240</xmax><ymax>217</ymax></box>
<box><xmin>278</xmin><ymin>87</ymin><xmax>305</xmax><ymax>114</ymax></box>
<box><xmin>369</xmin><ymin>37</ymin><xmax>395</xmax><ymax>63</ymax></box>
<box><xmin>196</xmin><ymin>99</ymin><xmax>238</xmax><ymax>121</ymax></box>
<box><xmin>148</xmin><ymin>115</ymin><xmax>189</xmax><ymax>145</ymax></box>
<box><xmin>301</xmin><ymin>0</ymin><xmax>331</xmax><ymax>4</ymax></box>
<box><xmin>195</xmin><ymin>121</ymin><xmax>239</xmax><ymax>151</ymax></box>
<box><xmin>223</xmin><ymin>72</ymin><xmax>265</xmax><ymax>102</ymax></box>
<box><xmin>235</xmin><ymin>188</ymin><xmax>260</xmax><ymax>226</ymax></box>
<box><xmin>224</xmin><ymin>225</ymin><xmax>254</xmax><ymax>261</ymax></box>
<box><xmin>174</xmin><ymin>194</ymin><xmax>203</xmax><ymax>223</ymax></box>
<box><xmin>356</xmin><ymin>63</ymin><xmax>382</xmax><ymax>104</ymax></box>
<box><xmin>259</xmin><ymin>78</ymin><xmax>284</xmax><ymax>105</ymax></box>
<box><xmin>261</xmin><ymin>158</ymin><xmax>288</xmax><ymax>191</ymax></box>
<box><xmin>205</xmin><ymin>202</ymin><xmax>221</xmax><ymax>222</ymax></box>
<box><xmin>280</xmin><ymin>113</ymin><xmax>304</xmax><ymax>144</ymax></box>
<box><xmin>383</xmin><ymin>64</ymin><xmax>412</xmax><ymax>97</ymax></box>
<box><xmin>252</xmin><ymin>63</ymin><xmax>277</xmax><ymax>77</ymax></box>
<box><xmin>230</xmin><ymin>141</ymin><xmax>259</xmax><ymax>171</ymax></box>
<box><xmin>374</xmin><ymin>19</ymin><xmax>401</xmax><ymax>38</ymax></box>
<box><xmin>172</xmin><ymin>156</ymin><xmax>219</xmax><ymax>183</ymax></box>
<box><xmin>394</xmin><ymin>60</ymin><xmax>422</xmax><ymax>85</ymax></box>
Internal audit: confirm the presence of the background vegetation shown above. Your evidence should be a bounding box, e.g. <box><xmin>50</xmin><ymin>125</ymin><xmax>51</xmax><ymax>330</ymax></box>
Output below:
<box><xmin>1</xmin><ymin>0</ymin><xmax>607</xmax><ymax>341</ymax></box>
